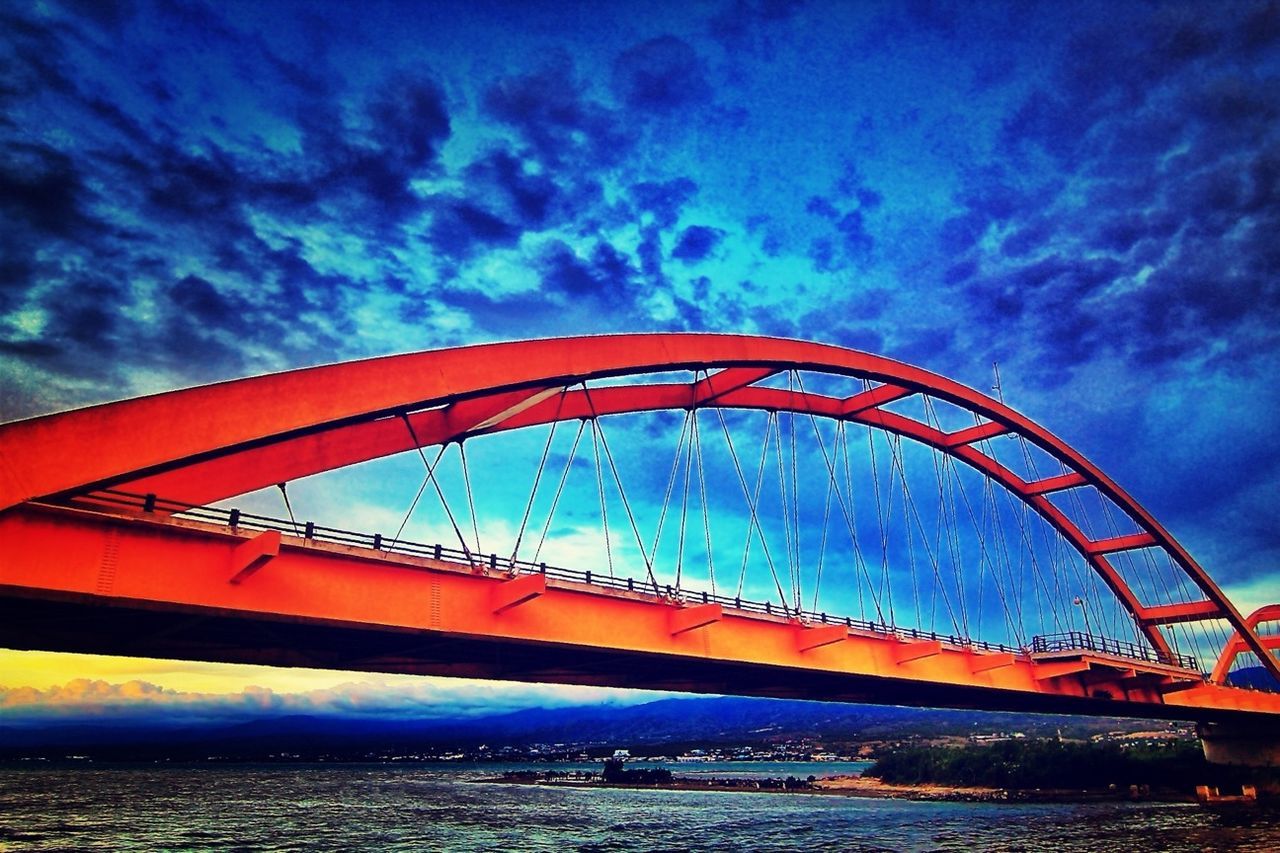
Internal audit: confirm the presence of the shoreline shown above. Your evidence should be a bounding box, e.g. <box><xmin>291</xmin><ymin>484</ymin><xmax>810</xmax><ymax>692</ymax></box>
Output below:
<box><xmin>473</xmin><ymin>773</ymin><xmax>1200</xmax><ymax>804</ymax></box>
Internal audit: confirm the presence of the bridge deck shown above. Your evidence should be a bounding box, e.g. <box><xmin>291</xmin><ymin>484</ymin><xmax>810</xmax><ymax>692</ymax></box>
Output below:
<box><xmin>2</xmin><ymin>500</ymin><xmax>1277</xmax><ymax>724</ymax></box>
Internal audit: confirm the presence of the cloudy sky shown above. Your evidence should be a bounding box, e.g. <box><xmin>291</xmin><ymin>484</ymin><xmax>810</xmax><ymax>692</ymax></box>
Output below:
<box><xmin>2</xmin><ymin>0</ymin><xmax>1278</xmax><ymax>722</ymax></box>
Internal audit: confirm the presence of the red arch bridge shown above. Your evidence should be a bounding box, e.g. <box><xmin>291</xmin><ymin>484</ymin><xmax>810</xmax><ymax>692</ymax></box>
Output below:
<box><xmin>2</xmin><ymin>335</ymin><xmax>1278</xmax><ymax>761</ymax></box>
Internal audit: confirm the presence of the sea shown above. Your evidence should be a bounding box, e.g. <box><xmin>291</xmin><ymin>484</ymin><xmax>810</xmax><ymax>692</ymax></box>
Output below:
<box><xmin>2</xmin><ymin>761</ymin><xmax>1278</xmax><ymax>852</ymax></box>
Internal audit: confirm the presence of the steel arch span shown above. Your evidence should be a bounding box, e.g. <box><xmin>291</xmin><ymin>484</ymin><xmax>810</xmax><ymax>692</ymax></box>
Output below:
<box><xmin>1</xmin><ymin>333</ymin><xmax>1277</xmax><ymax>724</ymax></box>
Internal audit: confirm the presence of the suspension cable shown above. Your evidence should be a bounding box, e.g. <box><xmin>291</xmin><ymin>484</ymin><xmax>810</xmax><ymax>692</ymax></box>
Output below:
<box><xmin>715</xmin><ymin>408</ymin><xmax>791</xmax><ymax>615</ymax></box>
<box><xmin>458</xmin><ymin>441</ymin><xmax>483</xmax><ymax>557</ymax></box>
<box><xmin>812</xmin><ymin>439</ymin><xmax>836</xmax><ymax>613</ymax></box>
<box><xmin>838</xmin><ymin>422</ymin><xmax>868</xmax><ymax>621</ymax></box>
<box><xmin>946</xmin><ymin>447</ymin><xmax>1020</xmax><ymax>647</ymax></box>
<box><xmin>887</xmin><ymin>433</ymin><xmax>923</xmax><ymax>630</ymax></box>
<box><xmin>676</xmin><ymin>410</ymin><xmax>694</xmax><ymax>591</ymax></box>
<box><xmin>1011</xmin><ymin>430</ymin><xmax>1067</xmax><ymax>634</ymax></box>
<box><xmin>735</xmin><ymin>411</ymin><xmax>775</xmax><ymax>597</ymax></box>
<box><xmin>510</xmin><ymin>392</ymin><xmax>567</xmax><ymax>565</ymax></box>
<box><xmin>587</xmin><ymin>416</ymin><xmax>614</xmax><ymax>579</ymax></box>
<box><xmin>886</xmin><ymin>431</ymin><xmax>963</xmax><ymax>637</ymax></box>
<box><xmin>773</xmin><ymin>407</ymin><xmax>799</xmax><ymax>611</ymax></box>
<box><xmin>649</xmin><ymin>410</ymin><xmax>693</xmax><ymax>575</ymax></box>
<box><xmin>399</xmin><ymin>413</ymin><xmax>473</xmax><ymax>563</ymax></box>
<box><xmin>783</xmin><ymin>371</ymin><xmax>793</xmax><ymax>604</ymax></box>
<box><xmin>692</xmin><ymin>407</ymin><xmax>717</xmax><ymax>596</ymax></box>
<box><xmin>990</xmin><ymin>440</ymin><xmax>1061</xmax><ymax>640</ymax></box>
<box><xmin>922</xmin><ymin>397</ymin><xmax>971</xmax><ymax>637</ymax></box>
<box><xmin>864</xmin><ymin>415</ymin><xmax>896</xmax><ymax>626</ymax></box>
<box><xmin>388</xmin><ymin>446</ymin><xmax>444</xmax><ymax>551</ymax></box>
<box><xmin>974</xmin><ymin>431</ymin><xmax>1038</xmax><ymax>638</ymax></box>
<box><xmin>532</xmin><ymin>420</ymin><xmax>587</xmax><ymax>564</ymax></box>
<box><xmin>582</xmin><ymin>383</ymin><xmax>660</xmax><ymax>593</ymax></box>
<box><xmin>791</xmin><ymin>376</ymin><xmax>883</xmax><ymax>624</ymax></box>
<box><xmin>981</xmin><ymin>463</ymin><xmax>1024</xmax><ymax>646</ymax></box>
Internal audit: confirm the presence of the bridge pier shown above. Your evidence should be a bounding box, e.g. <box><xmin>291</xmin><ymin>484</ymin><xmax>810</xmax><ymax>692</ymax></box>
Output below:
<box><xmin>1198</xmin><ymin>721</ymin><xmax>1280</xmax><ymax>767</ymax></box>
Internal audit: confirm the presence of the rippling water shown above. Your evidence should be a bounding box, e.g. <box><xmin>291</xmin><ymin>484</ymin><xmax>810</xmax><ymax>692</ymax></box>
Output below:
<box><xmin>2</xmin><ymin>763</ymin><xmax>1279</xmax><ymax>852</ymax></box>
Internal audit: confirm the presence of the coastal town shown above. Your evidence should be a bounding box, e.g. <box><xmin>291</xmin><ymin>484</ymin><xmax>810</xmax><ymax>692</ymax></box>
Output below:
<box><xmin>265</xmin><ymin>726</ymin><xmax>1196</xmax><ymax>766</ymax></box>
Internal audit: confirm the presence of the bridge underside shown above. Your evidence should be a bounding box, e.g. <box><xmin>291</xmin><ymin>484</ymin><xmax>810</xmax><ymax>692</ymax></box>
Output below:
<box><xmin>3</xmin><ymin>502</ymin><xmax>1278</xmax><ymax>727</ymax></box>
<box><xmin>0</xmin><ymin>588</ymin><xmax>1265</xmax><ymax>726</ymax></box>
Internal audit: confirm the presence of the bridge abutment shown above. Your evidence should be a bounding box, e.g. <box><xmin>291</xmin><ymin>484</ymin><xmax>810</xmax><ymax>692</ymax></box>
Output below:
<box><xmin>1198</xmin><ymin>721</ymin><xmax>1280</xmax><ymax>768</ymax></box>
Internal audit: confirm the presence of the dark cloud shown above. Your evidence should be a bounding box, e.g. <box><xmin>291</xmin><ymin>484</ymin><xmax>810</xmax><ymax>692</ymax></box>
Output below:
<box><xmin>364</xmin><ymin>78</ymin><xmax>451</xmax><ymax>172</ymax></box>
<box><xmin>428</xmin><ymin>200</ymin><xmax>521</xmax><ymax>260</ymax></box>
<box><xmin>143</xmin><ymin>148</ymin><xmax>242</xmax><ymax>219</ymax></box>
<box><xmin>0</xmin><ymin>12</ymin><xmax>78</xmax><ymax>106</ymax></box>
<box><xmin>1238</xmin><ymin>1</ymin><xmax>1280</xmax><ymax>52</ymax></box>
<box><xmin>671</xmin><ymin>225</ymin><xmax>725</xmax><ymax>262</ymax></box>
<box><xmin>612</xmin><ymin>36</ymin><xmax>711</xmax><ymax>114</ymax></box>
<box><xmin>807</xmin><ymin>237</ymin><xmax>837</xmax><ymax>273</ymax></box>
<box><xmin>485</xmin><ymin>54</ymin><xmax>632</xmax><ymax>170</ymax></box>
<box><xmin>260</xmin><ymin>242</ymin><xmax>351</xmax><ymax>323</ymax></box>
<box><xmin>58</xmin><ymin>0</ymin><xmax>138</xmax><ymax>29</ymax></box>
<box><xmin>998</xmin><ymin>216</ymin><xmax>1051</xmax><ymax>258</ymax></box>
<box><xmin>1147</xmin><ymin>6</ymin><xmax>1224</xmax><ymax>65</ymax></box>
<box><xmin>855</xmin><ymin>187</ymin><xmax>884</xmax><ymax>209</ymax></box>
<box><xmin>708</xmin><ymin>0</ymin><xmax>806</xmax><ymax>51</ymax></box>
<box><xmin>943</xmin><ymin>259</ymin><xmax>977</xmax><ymax>286</ymax></box>
<box><xmin>630</xmin><ymin>178</ymin><xmax>699</xmax><ymax>228</ymax></box>
<box><xmin>902</xmin><ymin>0</ymin><xmax>961</xmax><ymax>38</ymax></box>
<box><xmin>0</xmin><ymin>2</ymin><xmax>447</xmax><ymax>408</ymax></box>
<box><xmin>0</xmin><ymin>141</ymin><xmax>110</xmax><ymax>322</ymax></box>
<box><xmin>800</xmin><ymin>183</ymin><xmax>880</xmax><ymax>274</ymax></box>
<box><xmin>1000</xmin><ymin>89</ymin><xmax>1089</xmax><ymax>160</ymax></box>
<box><xmin>0</xmin><ymin>143</ymin><xmax>89</xmax><ymax>237</ymax></box>
<box><xmin>14</xmin><ymin>273</ymin><xmax>128</xmax><ymax>374</ymax></box>
<box><xmin>836</xmin><ymin>210</ymin><xmax>873</xmax><ymax>257</ymax></box>
<box><xmin>465</xmin><ymin>150</ymin><xmax>560</xmax><ymax>230</ymax></box>
<box><xmin>324</xmin><ymin>151</ymin><xmax>424</xmax><ymax>224</ymax></box>
<box><xmin>636</xmin><ymin>226</ymin><xmax>664</xmax><ymax>279</ymax></box>
<box><xmin>805</xmin><ymin>195</ymin><xmax>840</xmax><ymax>219</ymax></box>
<box><xmin>538</xmin><ymin>239</ymin><xmax>640</xmax><ymax>309</ymax></box>
<box><xmin>936</xmin><ymin>2</ymin><xmax>1280</xmax><ymax>392</ymax></box>
<box><xmin>169</xmin><ymin>274</ymin><xmax>240</xmax><ymax>331</ymax></box>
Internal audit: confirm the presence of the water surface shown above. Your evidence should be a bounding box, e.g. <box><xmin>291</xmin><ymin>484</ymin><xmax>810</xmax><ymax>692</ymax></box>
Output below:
<box><xmin>2</xmin><ymin>762</ymin><xmax>1278</xmax><ymax>851</ymax></box>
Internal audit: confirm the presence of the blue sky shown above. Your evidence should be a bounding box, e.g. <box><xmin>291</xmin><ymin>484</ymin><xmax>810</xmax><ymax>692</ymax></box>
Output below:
<box><xmin>2</xmin><ymin>0</ymin><xmax>1278</xmax><ymax>721</ymax></box>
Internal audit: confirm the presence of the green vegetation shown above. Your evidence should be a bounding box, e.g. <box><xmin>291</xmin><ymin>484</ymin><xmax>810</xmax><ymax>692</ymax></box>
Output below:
<box><xmin>866</xmin><ymin>739</ymin><xmax>1272</xmax><ymax>792</ymax></box>
<box><xmin>601</xmin><ymin>758</ymin><xmax>674</xmax><ymax>785</ymax></box>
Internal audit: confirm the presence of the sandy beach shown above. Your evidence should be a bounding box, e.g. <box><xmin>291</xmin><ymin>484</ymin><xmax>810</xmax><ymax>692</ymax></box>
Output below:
<box><xmin>478</xmin><ymin>772</ymin><xmax>1198</xmax><ymax>804</ymax></box>
<box><xmin>812</xmin><ymin>774</ymin><xmax>1006</xmax><ymax>801</ymax></box>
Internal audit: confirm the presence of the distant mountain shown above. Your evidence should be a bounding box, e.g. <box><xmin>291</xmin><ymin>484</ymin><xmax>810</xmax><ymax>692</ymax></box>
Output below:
<box><xmin>0</xmin><ymin>696</ymin><xmax>1164</xmax><ymax>761</ymax></box>
<box><xmin>1226</xmin><ymin>666</ymin><xmax>1280</xmax><ymax>692</ymax></box>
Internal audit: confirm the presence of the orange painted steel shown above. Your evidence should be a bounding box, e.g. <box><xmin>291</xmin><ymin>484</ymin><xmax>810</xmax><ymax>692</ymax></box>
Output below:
<box><xmin>1211</xmin><ymin>605</ymin><xmax>1280</xmax><ymax>685</ymax></box>
<box><xmin>0</xmin><ymin>333</ymin><xmax>1275</xmax><ymax>682</ymax></box>
<box><xmin>3</xmin><ymin>501</ymin><xmax>1278</xmax><ymax>722</ymax></box>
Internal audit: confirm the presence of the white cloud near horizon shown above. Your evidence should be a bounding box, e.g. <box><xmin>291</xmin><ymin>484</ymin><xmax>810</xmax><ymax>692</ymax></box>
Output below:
<box><xmin>0</xmin><ymin>675</ymin><xmax>669</xmax><ymax>724</ymax></box>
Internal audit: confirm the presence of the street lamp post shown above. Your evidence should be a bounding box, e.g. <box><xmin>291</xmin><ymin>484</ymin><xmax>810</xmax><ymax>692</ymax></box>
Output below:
<box><xmin>1073</xmin><ymin>596</ymin><xmax>1094</xmax><ymax>650</ymax></box>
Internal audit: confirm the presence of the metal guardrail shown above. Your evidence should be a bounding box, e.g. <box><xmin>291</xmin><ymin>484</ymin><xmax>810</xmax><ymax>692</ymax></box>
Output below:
<box><xmin>72</xmin><ymin>490</ymin><xmax>1200</xmax><ymax>669</ymax></box>
<box><xmin>1032</xmin><ymin>631</ymin><xmax>1198</xmax><ymax>671</ymax></box>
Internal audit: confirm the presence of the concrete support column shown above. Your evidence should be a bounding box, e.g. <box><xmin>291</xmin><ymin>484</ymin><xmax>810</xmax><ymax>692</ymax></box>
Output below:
<box><xmin>1198</xmin><ymin>721</ymin><xmax>1280</xmax><ymax>767</ymax></box>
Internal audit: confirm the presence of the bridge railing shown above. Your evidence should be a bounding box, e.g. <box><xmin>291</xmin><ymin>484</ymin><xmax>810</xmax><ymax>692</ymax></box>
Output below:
<box><xmin>69</xmin><ymin>490</ymin><xmax>1193</xmax><ymax>669</ymax></box>
<box><xmin>1031</xmin><ymin>631</ymin><xmax>1198</xmax><ymax>671</ymax></box>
